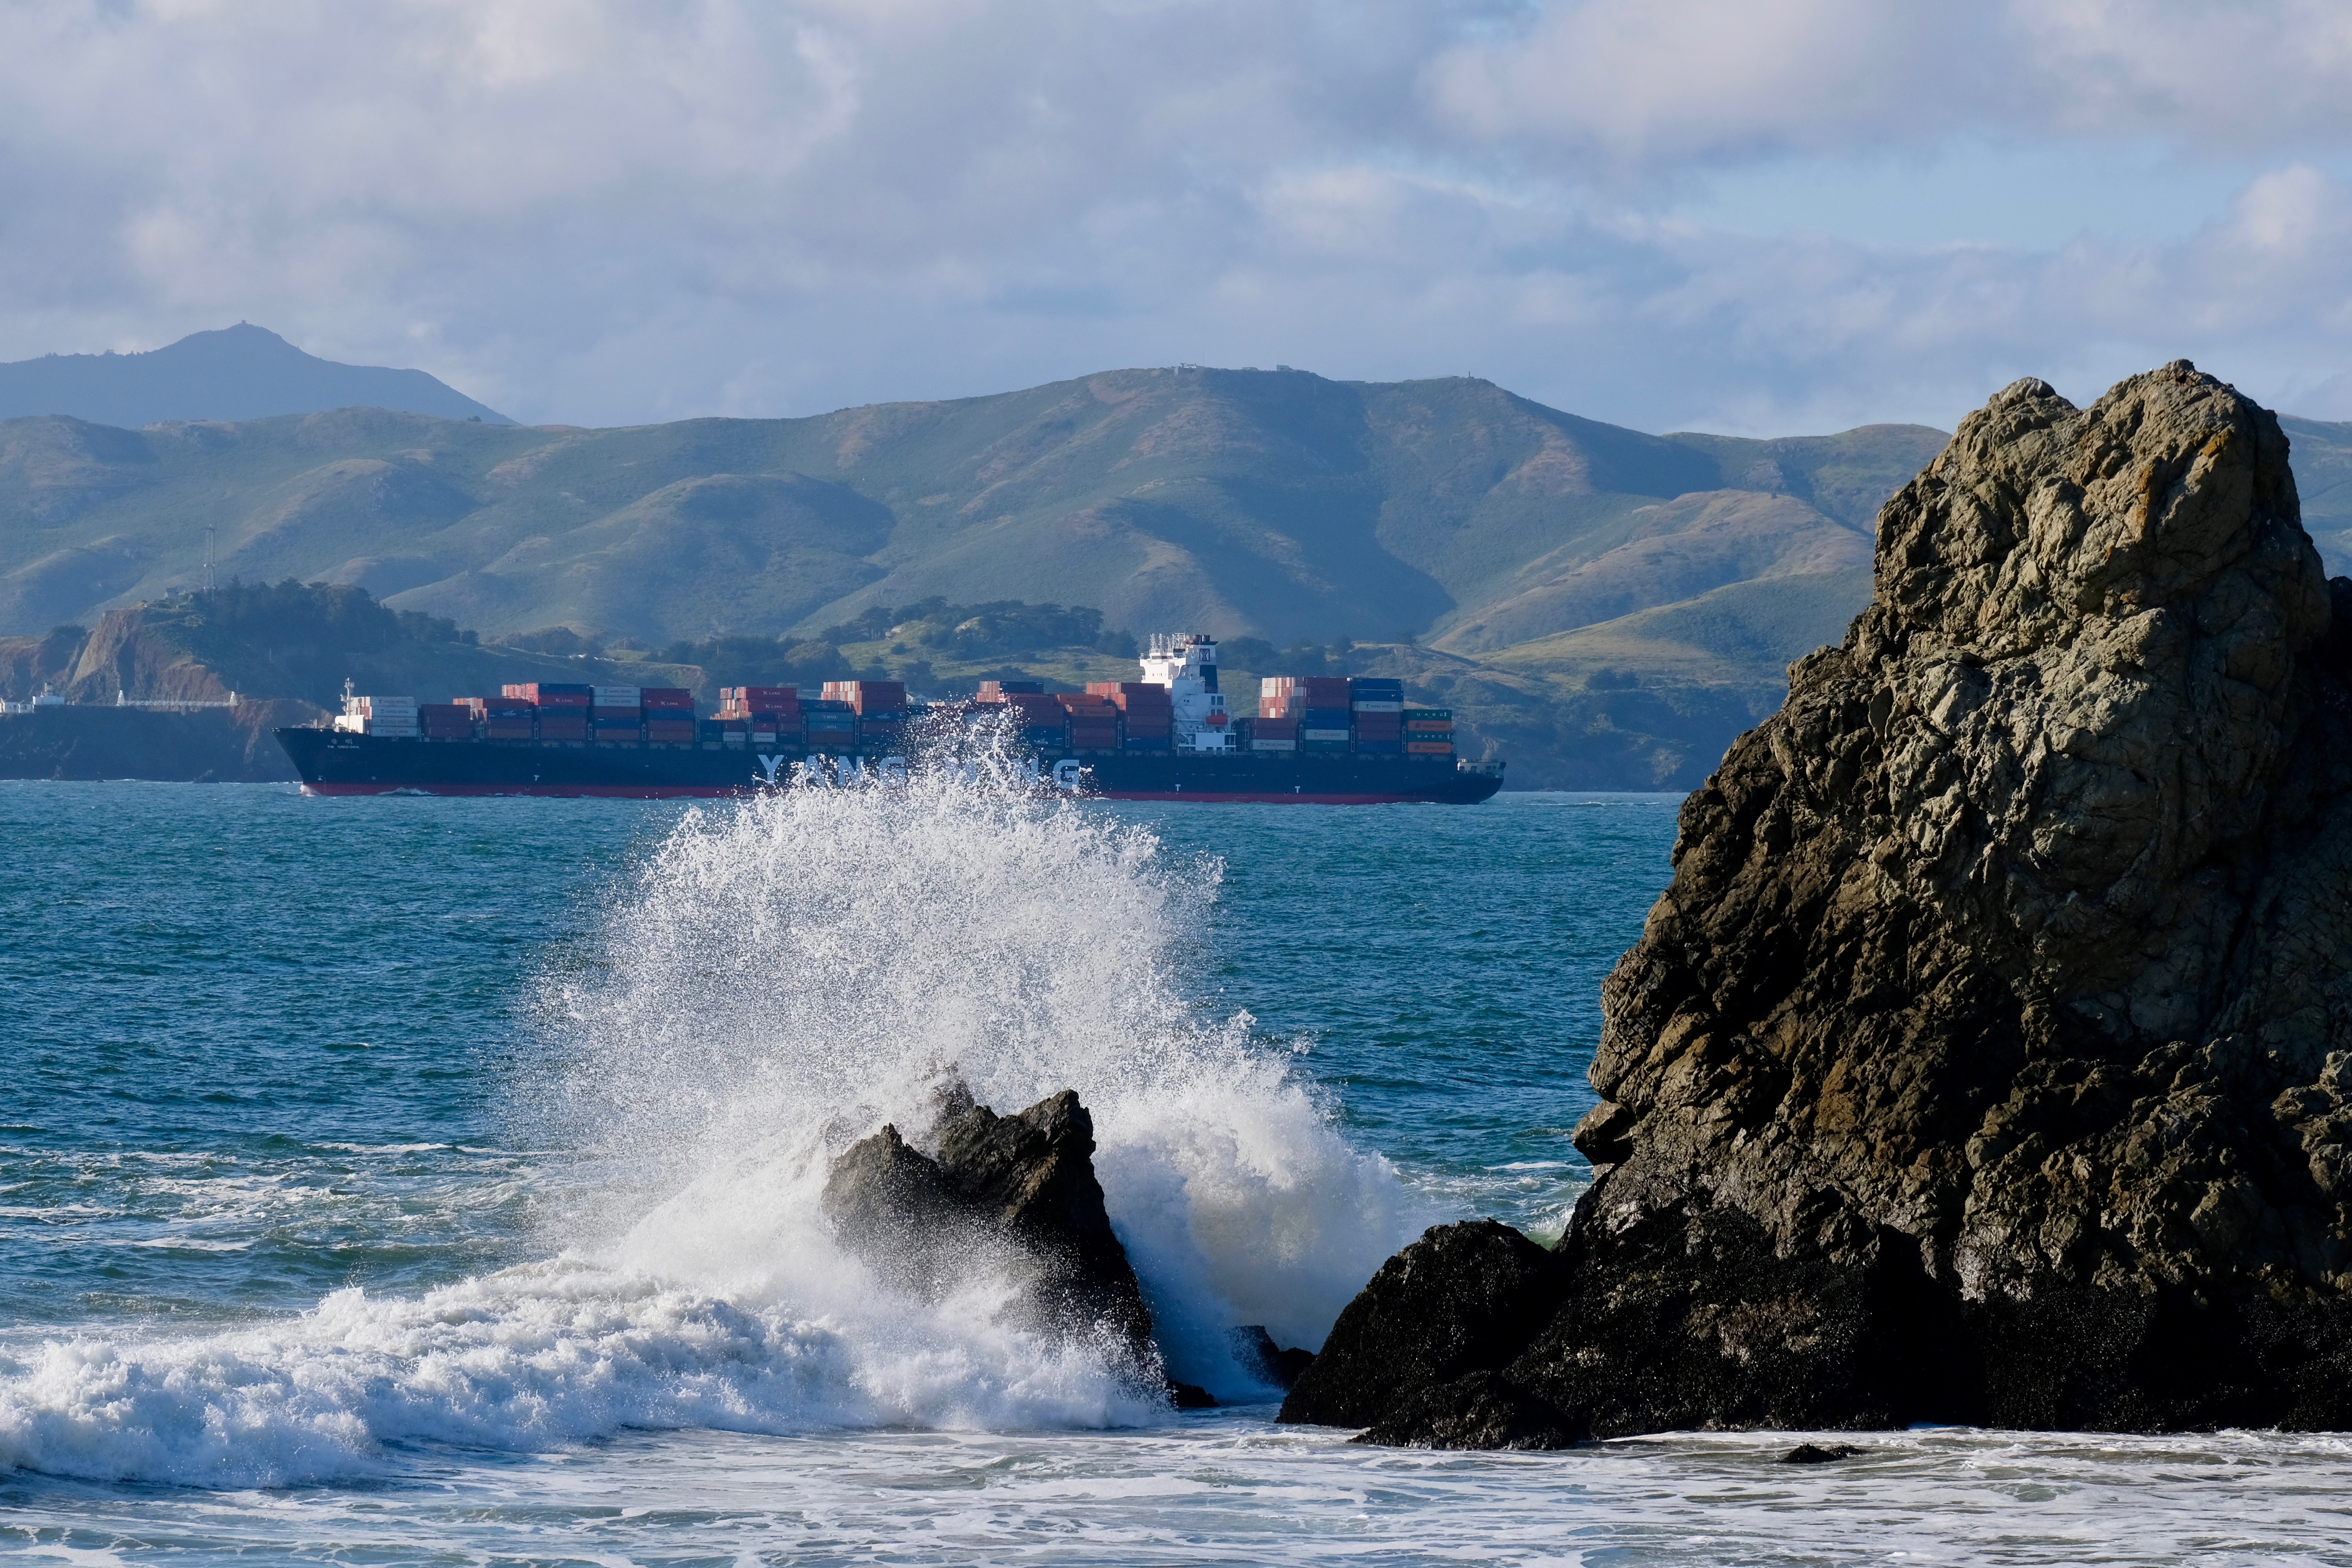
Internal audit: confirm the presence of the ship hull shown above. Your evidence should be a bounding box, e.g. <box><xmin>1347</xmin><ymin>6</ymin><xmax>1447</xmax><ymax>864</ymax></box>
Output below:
<box><xmin>276</xmin><ymin>729</ymin><xmax>1502</xmax><ymax>804</ymax></box>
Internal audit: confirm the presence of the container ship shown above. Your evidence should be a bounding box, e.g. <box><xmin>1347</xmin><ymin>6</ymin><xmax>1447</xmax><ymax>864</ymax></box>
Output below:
<box><xmin>276</xmin><ymin>633</ymin><xmax>1503</xmax><ymax>804</ymax></box>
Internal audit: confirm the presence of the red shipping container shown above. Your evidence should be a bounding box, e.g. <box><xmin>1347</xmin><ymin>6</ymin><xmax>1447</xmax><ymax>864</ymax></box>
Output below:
<box><xmin>642</xmin><ymin>688</ymin><xmax>694</xmax><ymax>709</ymax></box>
<box><xmin>825</xmin><ymin>680</ymin><xmax>907</xmax><ymax>713</ymax></box>
<box><xmin>724</xmin><ymin>686</ymin><xmax>800</xmax><ymax>708</ymax></box>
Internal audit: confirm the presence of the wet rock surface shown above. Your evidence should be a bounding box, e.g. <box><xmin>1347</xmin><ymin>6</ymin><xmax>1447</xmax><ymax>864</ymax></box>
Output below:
<box><xmin>1279</xmin><ymin>1221</ymin><xmax>1570</xmax><ymax>1433</ymax></box>
<box><xmin>822</xmin><ymin>1085</ymin><xmax>1203</xmax><ymax>1400</ymax></box>
<box><xmin>1303</xmin><ymin>364</ymin><xmax>2352</xmax><ymax>1444</ymax></box>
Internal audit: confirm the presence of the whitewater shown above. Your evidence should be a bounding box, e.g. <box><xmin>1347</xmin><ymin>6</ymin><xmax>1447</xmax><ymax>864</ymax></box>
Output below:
<box><xmin>5</xmin><ymin>777</ymin><xmax>2350</xmax><ymax>1564</ymax></box>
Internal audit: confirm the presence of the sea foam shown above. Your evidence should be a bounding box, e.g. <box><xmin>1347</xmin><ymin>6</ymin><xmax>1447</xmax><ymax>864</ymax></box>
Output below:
<box><xmin>1</xmin><ymin>745</ymin><xmax>1416</xmax><ymax>1486</ymax></box>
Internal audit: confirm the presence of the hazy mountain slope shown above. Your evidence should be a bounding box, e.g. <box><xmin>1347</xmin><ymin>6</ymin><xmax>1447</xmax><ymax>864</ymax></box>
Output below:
<box><xmin>0</xmin><ymin>368</ymin><xmax>1847</xmax><ymax>649</ymax></box>
<box><xmin>1482</xmin><ymin>566</ymin><xmax>1877</xmax><ymax>688</ymax></box>
<box><xmin>2281</xmin><ymin>416</ymin><xmax>2352</xmax><ymax>577</ymax></box>
<box><xmin>1430</xmin><ymin>490</ymin><xmax>1871</xmax><ymax>657</ymax></box>
<box><xmin>0</xmin><ymin>325</ymin><xmax>512</xmax><ymax>426</ymax></box>
<box><xmin>1660</xmin><ymin>424</ymin><xmax>1950</xmax><ymax>530</ymax></box>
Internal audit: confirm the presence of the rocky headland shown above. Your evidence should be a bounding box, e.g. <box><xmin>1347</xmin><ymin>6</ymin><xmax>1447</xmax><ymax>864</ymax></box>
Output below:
<box><xmin>1285</xmin><ymin>362</ymin><xmax>2352</xmax><ymax>1444</ymax></box>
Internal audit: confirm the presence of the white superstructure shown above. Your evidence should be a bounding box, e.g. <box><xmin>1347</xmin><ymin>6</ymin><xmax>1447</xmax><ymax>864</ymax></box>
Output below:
<box><xmin>1139</xmin><ymin>632</ymin><xmax>1232</xmax><ymax>752</ymax></box>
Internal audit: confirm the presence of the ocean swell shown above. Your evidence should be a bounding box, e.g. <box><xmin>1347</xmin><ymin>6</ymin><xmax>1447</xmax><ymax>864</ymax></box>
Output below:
<box><xmin>2</xmin><ymin>755</ymin><xmax>1416</xmax><ymax>1486</ymax></box>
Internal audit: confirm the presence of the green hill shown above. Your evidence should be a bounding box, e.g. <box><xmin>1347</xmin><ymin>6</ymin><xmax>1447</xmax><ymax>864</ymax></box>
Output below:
<box><xmin>0</xmin><ymin>581</ymin><xmax>700</xmax><ymax>712</ymax></box>
<box><xmin>19</xmin><ymin>365</ymin><xmax>2345</xmax><ymax>790</ymax></box>
<box><xmin>0</xmin><ymin>371</ymin><xmax>1943</xmax><ymax>654</ymax></box>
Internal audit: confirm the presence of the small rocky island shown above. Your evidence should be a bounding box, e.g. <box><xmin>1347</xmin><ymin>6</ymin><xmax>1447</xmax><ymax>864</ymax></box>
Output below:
<box><xmin>823</xmin><ymin>1083</ymin><xmax>1223</xmax><ymax>1406</ymax></box>
<box><xmin>1286</xmin><ymin>362</ymin><xmax>2352</xmax><ymax>1445</ymax></box>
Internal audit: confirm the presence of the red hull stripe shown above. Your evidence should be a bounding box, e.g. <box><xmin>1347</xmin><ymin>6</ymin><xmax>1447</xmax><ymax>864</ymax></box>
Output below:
<box><xmin>301</xmin><ymin>783</ymin><xmax>746</xmax><ymax>799</ymax></box>
<box><xmin>299</xmin><ymin>782</ymin><xmax>1434</xmax><ymax>804</ymax></box>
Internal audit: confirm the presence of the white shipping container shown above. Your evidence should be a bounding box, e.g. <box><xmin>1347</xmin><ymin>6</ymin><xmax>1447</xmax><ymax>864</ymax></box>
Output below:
<box><xmin>354</xmin><ymin>697</ymin><xmax>417</xmax><ymax>713</ymax></box>
<box><xmin>1302</xmin><ymin>728</ymin><xmax>1349</xmax><ymax>741</ymax></box>
<box><xmin>1351</xmin><ymin>700</ymin><xmax>1403</xmax><ymax>713</ymax></box>
<box><xmin>1251</xmin><ymin>739</ymin><xmax>1297</xmax><ymax>752</ymax></box>
<box><xmin>592</xmin><ymin>686</ymin><xmax>641</xmax><ymax>705</ymax></box>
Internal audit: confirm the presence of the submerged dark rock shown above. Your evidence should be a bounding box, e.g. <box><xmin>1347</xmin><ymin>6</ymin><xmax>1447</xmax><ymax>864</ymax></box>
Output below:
<box><xmin>1780</xmin><ymin>1444</ymin><xmax>1862</xmax><ymax>1465</ymax></box>
<box><xmin>1296</xmin><ymin>363</ymin><xmax>2352</xmax><ymax>1445</ymax></box>
<box><xmin>1228</xmin><ymin>1326</ymin><xmax>1316</xmax><ymax>1391</ymax></box>
<box><xmin>821</xmin><ymin>1085</ymin><xmax>1210</xmax><ymax>1406</ymax></box>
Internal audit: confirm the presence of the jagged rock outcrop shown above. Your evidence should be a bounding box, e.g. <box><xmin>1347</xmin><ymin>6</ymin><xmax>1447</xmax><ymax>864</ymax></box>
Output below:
<box><xmin>822</xmin><ymin>1085</ymin><xmax>1208</xmax><ymax>1404</ymax></box>
<box><xmin>1292</xmin><ymin>362</ymin><xmax>2352</xmax><ymax>1443</ymax></box>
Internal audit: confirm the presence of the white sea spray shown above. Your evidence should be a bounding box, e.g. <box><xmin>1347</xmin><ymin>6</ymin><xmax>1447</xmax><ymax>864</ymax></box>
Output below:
<box><xmin>0</xmin><ymin>746</ymin><xmax>1416</xmax><ymax>1488</ymax></box>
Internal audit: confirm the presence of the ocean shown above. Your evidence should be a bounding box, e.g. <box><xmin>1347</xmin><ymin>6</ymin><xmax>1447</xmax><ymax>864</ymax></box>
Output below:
<box><xmin>4</xmin><ymin>779</ymin><xmax>2349</xmax><ymax>1565</ymax></box>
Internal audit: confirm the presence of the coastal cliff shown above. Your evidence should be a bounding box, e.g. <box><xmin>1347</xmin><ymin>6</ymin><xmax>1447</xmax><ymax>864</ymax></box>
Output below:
<box><xmin>1287</xmin><ymin>362</ymin><xmax>2352</xmax><ymax>1443</ymax></box>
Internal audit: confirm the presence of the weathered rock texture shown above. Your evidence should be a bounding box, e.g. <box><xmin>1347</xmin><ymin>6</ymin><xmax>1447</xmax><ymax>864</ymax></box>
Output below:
<box><xmin>822</xmin><ymin>1085</ymin><xmax>1207</xmax><ymax>1402</ymax></box>
<box><xmin>1291</xmin><ymin>363</ymin><xmax>2352</xmax><ymax>1442</ymax></box>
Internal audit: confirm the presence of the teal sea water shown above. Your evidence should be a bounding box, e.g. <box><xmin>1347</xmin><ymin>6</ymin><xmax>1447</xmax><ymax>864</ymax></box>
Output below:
<box><xmin>4</xmin><ymin>781</ymin><xmax>2350</xmax><ymax>1565</ymax></box>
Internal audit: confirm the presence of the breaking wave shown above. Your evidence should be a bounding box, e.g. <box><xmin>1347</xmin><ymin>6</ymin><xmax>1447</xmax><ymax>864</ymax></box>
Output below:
<box><xmin>0</xmin><ymin>745</ymin><xmax>1417</xmax><ymax>1487</ymax></box>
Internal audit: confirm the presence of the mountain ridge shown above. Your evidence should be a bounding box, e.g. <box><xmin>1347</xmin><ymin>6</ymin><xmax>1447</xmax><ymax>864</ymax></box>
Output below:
<box><xmin>0</xmin><ymin>324</ymin><xmax>512</xmax><ymax>429</ymax></box>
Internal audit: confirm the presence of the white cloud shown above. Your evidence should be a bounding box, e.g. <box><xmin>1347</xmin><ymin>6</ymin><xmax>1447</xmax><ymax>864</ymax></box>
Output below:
<box><xmin>0</xmin><ymin>0</ymin><xmax>2346</xmax><ymax>433</ymax></box>
<box><xmin>1424</xmin><ymin>2</ymin><xmax>1998</xmax><ymax>167</ymax></box>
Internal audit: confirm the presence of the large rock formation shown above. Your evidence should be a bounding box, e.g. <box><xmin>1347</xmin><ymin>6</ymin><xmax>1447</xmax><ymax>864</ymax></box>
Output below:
<box><xmin>1288</xmin><ymin>362</ymin><xmax>2352</xmax><ymax>1442</ymax></box>
<box><xmin>823</xmin><ymin>1084</ymin><xmax>1209</xmax><ymax>1403</ymax></box>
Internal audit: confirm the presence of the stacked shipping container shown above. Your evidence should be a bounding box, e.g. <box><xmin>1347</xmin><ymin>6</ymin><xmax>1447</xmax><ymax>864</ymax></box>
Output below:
<box><xmin>1253</xmin><ymin>675</ymin><xmax>1455</xmax><ymax>760</ymax></box>
<box><xmin>827</xmin><ymin>681</ymin><xmax>907</xmax><ymax>751</ymax></box>
<box><xmin>507</xmin><ymin>683</ymin><xmax>591</xmax><ymax>742</ymax></box>
<box><xmin>1405</xmin><ymin>708</ymin><xmax>1456</xmax><ymax>757</ymax></box>
<box><xmin>1085</xmin><ymin>682</ymin><xmax>1172</xmax><ymax>750</ymax></box>
<box><xmin>335</xmin><ymin>668</ymin><xmax>1464</xmax><ymax>768</ymax></box>
<box><xmin>642</xmin><ymin>687</ymin><xmax>695</xmax><ymax>746</ymax></box>
<box><xmin>468</xmin><ymin>695</ymin><xmax>537</xmax><ymax>739</ymax></box>
<box><xmin>1059</xmin><ymin>691</ymin><xmax>1119</xmax><ymax>751</ymax></box>
<box><xmin>1349</xmin><ymin>678</ymin><xmax>1405</xmax><ymax>755</ymax></box>
<box><xmin>337</xmin><ymin>695</ymin><xmax>417</xmax><ymax>737</ymax></box>
<box><xmin>1259</xmin><ymin>676</ymin><xmax>1351</xmax><ymax>751</ymax></box>
<box><xmin>417</xmin><ymin>703</ymin><xmax>473</xmax><ymax>740</ymax></box>
<box><xmin>805</xmin><ymin>699</ymin><xmax>856</xmax><ymax>749</ymax></box>
<box><xmin>590</xmin><ymin>684</ymin><xmax>641</xmax><ymax>746</ymax></box>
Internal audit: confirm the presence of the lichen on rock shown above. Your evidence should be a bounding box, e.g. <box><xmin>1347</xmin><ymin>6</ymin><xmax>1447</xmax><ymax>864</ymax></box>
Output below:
<box><xmin>1292</xmin><ymin>361</ymin><xmax>2352</xmax><ymax>1443</ymax></box>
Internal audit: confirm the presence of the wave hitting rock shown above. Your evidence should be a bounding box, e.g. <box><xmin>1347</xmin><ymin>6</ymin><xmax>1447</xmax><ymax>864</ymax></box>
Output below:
<box><xmin>1290</xmin><ymin>361</ymin><xmax>2352</xmax><ymax>1443</ymax></box>
<box><xmin>822</xmin><ymin>1083</ymin><xmax>1212</xmax><ymax>1407</ymax></box>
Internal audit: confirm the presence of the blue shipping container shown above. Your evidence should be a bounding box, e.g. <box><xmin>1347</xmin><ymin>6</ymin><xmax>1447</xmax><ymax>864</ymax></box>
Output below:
<box><xmin>1123</xmin><ymin>735</ymin><xmax>1171</xmax><ymax>751</ymax></box>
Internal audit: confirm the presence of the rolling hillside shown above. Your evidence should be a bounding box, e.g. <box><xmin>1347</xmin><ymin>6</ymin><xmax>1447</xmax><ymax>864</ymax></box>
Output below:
<box><xmin>4</xmin><ymin>363</ymin><xmax>2344</xmax><ymax>788</ymax></box>
<box><xmin>0</xmin><ymin>369</ymin><xmax>1941</xmax><ymax>653</ymax></box>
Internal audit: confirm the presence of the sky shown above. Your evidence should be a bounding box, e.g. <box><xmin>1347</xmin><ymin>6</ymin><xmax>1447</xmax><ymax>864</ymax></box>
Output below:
<box><xmin>3</xmin><ymin>0</ymin><xmax>2351</xmax><ymax>435</ymax></box>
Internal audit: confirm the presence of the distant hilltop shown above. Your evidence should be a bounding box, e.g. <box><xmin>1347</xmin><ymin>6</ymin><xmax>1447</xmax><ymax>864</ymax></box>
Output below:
<box><xmin>0</xmin><ymin>323</ymin><xmax>512</xmax><ymax>428</ymax></box>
